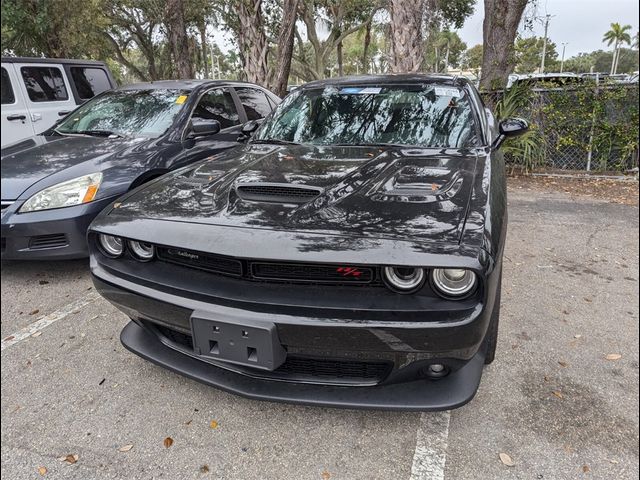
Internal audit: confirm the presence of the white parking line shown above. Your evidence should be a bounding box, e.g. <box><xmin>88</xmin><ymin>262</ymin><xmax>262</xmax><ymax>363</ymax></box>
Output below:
<box><xmin>1</xmin><ymin>292</ymin><xmax>100</xmax><ymax>352</ymax></box>
<box><xmin>409</xmin><ymin>411</ymin><xmax>451</xmax><ymax>480</ymax></box>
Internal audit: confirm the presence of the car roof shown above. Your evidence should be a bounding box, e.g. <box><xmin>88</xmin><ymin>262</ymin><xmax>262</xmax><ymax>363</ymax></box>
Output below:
<box><xmin>300</xmin><ymin>73</ymin><xmax>469</xmax><ymax>90</ymax></box>
<box><xmin>1</xmin><ymin>56</ymin><xmax>107</xmax><ymax>66</ymax></box>
<box><xmin>118</xmin><ymin>79</ymin><xmax>271</xmax><ymax>91</ymax></box>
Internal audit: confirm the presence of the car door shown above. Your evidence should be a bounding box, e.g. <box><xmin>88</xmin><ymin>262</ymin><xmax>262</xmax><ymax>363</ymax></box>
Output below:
<box><xmin>171</xmin><ymin>86</ymin><xmax>244</xmax><ymax>169</ymax></box>
<box><xmin>16</xmin><ymin>63</ymin><xmax>77</xmax><ymax>136</ymax></box>
<box><xmin>1</xmin><ymin>64</ymin><xmax>36</xmax><ymax>147</ymax></box>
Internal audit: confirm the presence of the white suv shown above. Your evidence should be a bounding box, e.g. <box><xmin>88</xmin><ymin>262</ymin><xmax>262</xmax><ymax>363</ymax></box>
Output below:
<box><xmin>1</xmin><ymin>57</ymin><xmax>116</xmax><ymax>147</ymax></box>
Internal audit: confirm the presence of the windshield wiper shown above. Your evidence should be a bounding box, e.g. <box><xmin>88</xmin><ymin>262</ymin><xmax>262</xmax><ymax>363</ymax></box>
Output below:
<box><xmin>333</xmin><ymin>142</ymin><xmax>413</xmax><ymax>148</ymax></box>
<box><xmin>251</xmin><ymin>138</ymin><xmax>300</xmax><ymax>146</ymax></box>
<box><xmin>74</xmin><ymin>129</ymin><xmax>126</xmax><ymax>138</ymax></box>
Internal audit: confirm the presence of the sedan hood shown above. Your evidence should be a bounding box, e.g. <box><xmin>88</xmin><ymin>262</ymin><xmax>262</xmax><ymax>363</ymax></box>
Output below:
<box><xmin>1</xmin><ymin>135</ymin><xmax>140</xmax><ymax>200</ymax></box>
<box><xmin>112</xmin><ymin>144</ymin><xmax>479</xmax><ymax>244</ymax></box>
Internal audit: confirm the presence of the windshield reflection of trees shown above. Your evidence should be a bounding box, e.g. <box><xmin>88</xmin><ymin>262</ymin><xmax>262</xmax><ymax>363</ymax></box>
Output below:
<box><xmin>258</xmin><ymin>86</ymin><xmax>478</xmax><ymax>148</ymax></box>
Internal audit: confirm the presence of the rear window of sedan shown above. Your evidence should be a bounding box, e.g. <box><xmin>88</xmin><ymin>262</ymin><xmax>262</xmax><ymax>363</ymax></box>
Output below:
<box><xmin>256</xmin><ymin>84</ymin><xmax>479</xmax><ymax>148</ymax></box>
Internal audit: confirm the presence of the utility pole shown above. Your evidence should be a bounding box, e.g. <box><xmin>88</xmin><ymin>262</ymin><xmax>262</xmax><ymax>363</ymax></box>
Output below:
<box><xmin>538</xmin><ymin>14</ymin><xmax>555</xmax><ymax>73</ymax></box>
<box><xmin>560</xmin><ymin>42</ymin><xmax>568</xmax><ymax>72</ymax></box>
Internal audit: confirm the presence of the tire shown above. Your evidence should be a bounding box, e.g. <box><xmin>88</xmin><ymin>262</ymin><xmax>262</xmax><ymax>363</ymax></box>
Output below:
<box><xmin>483</xmin><ymin>270</ymin><xmax>502</xmax><ymax>365</ymax></box>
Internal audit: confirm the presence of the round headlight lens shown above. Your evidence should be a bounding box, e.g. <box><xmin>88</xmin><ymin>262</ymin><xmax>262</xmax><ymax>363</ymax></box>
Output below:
<box><xmin>98</xmin><ymin>234</ymin><xmax>124</xmax><ymax>257</ymax></box>
<box><xmin>431</xmin><ymin>268</ymin><xmax>477</xmax><ymax>298</ymax></box>
<box><xmin>128</xmin><ymin>240</ymin><xmax>154</xmax><ymax>261</ymax></box>
<box><xmin>382</xmin><ymin>267</ymin><xmax>426</xmax><ymax>293</ymax></box>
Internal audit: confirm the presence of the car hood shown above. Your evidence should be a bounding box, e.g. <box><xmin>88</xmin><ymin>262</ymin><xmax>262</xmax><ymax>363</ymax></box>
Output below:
<box><xmin>1</xmin><ymin>135</ymin><xmax>143</xmax><ymax>200</ymax></box>
<box><xmin>110</xmin><ymin>144</ymin><xmax>479</xmax><ymax>244</ymax></box>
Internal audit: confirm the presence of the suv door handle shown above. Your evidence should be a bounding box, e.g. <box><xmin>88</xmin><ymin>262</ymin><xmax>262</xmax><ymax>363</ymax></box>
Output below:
<box><xmin>58</xmin><ymin>111</ymin><xmax>71</xmax><ymax>116</ymax></box>
<box><xmin>7</xmin><ymin>115</ymin><xmax>26</xmax><ymax>121</ymax></box>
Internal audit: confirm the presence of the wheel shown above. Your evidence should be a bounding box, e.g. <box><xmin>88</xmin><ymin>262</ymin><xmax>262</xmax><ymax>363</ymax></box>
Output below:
<box><xmin>483</xmin><ymin>270</ymin><xmax>502</xmax><ymax>365</ymax></box>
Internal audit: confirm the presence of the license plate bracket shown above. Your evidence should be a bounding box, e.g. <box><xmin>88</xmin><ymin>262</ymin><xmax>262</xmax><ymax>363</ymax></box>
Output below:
<box><xmin>190</xmin><ymin>312</ymin><xmax>286</xmax><ymax>371</ymax></box>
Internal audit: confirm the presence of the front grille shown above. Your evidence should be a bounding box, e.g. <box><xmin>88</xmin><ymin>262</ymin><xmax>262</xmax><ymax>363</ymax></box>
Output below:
<box><xmin>156</xmin><ymin>247</ymin><xmax>242</xmax><ymax>277</ymax></box>
<box><xmin>0</xmin><ymin>201</ymin><xmax>13</xmax><ymax>211</ymax></box>
<box><xmin>236</xmin><ymin>183</ymin><xmax>322</xmax><ymax>204</ymax></box>
<box><xmin>29</xmin><ymin>234</ymin><xmax>68</xmax><ymax>250</ymax></box>
<box><xmin>152</xmin><ymin>323</ymin><xmax>391</xmax><ymax>384</ymax></box>
<box><xmin>252</xmin><ymin>262</ymin><xmax>374</xmax><ymax>284</ymax></box>
<box><xmin>274</xmin><ymin>356</ymin><xmax>392</xmax><ymax>382</ymax></box>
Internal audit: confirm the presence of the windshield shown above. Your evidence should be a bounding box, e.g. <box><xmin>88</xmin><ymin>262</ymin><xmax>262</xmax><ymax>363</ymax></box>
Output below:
<box><xmin>56</xmin><ymin>89</ymin><xmax>188</xmax><ymax>138</ymax></box>
<box><xmin>255</xmin><ymin>84</ymin><xmax>479</xmax><ymax>148</ymax></box>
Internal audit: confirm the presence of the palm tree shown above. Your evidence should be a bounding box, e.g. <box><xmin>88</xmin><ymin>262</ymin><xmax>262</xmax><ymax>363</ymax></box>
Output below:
<box><xmin>603</xmin><ymin>23</ymin><xmax>632</xmax><ymax>74</ymax></box>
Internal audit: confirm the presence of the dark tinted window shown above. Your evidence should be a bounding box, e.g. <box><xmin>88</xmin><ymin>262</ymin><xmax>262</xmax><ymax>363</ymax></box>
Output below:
<box><xmin>236</xmin><ymin>87</ymin><xmax>272</xmax><ymax>120</ymax></box>
<box><xmin>192</xmin><ymin>88</ymin><xmax>239</xmax><ymax>129</ymax></box>
<box><xmin>21</xmin><ymin>66</ymin><xmax>68</xmax><ymax>102</ymax></box>
<box><xmin>1</xmin><ymin>67</ymin><xmax>15</xmax><ymax>104</ymax></box>
<box><xmin>70</xmin><ymin>67</ymin><xmax>111</xmax><ymax>100</ymax></box>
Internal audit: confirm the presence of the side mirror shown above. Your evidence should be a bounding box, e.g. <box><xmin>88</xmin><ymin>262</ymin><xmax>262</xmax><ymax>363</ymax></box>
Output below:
<box><xmin>237</xmin><ymin>120</ymin><xmax>260</xmax><ymax>142</ymax></box>
<box><xmin>189</xmin><ymin>119</ymin><xmax>221</xmax><ymax>138</ymax></box>
<box><xmin>492</xmin><ymin>117</ymin><xmax>529</xmax><ymax>150</ymax></box>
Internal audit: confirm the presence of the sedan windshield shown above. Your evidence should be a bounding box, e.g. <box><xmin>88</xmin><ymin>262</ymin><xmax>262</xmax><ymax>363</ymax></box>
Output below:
<box><xmin>255</xmin><ymin>84</ymin><xmax>479</xmax><ymax>148</ymax></box>
<box><xmin>56</xmin><ymin>89</ymin><xmax>188</xmax><ymax>138</ymax></box>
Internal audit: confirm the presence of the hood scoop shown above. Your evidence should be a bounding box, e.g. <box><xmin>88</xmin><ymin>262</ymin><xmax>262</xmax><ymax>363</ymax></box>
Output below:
<box><xmin>235</xmin><ymin>183</ymin><xmax>323</xmax><ymax>204</ymax></box>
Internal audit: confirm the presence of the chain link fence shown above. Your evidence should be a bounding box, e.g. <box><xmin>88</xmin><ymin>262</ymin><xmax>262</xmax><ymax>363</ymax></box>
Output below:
<box><xmin>481</xmin><ymin>84</ymin><xmax>639</xmax><ymax>173</ymax></box>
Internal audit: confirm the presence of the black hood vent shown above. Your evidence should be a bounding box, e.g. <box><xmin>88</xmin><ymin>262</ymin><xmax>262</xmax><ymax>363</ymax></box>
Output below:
<box><xmin>236</xmin><ymin>183</ymin><xmax>323</xmax><ymax>204</ymax></box>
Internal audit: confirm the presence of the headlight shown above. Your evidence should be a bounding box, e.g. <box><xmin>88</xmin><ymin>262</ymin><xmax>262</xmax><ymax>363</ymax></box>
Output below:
<box><xmin>128</xmin><ymin>240</ymin><xmax>154</xmax><ymax>261</ymax></box>
<box><xmin>431</xmin><ymin>268</ymin><xmax>477</xmax><ymax>298</ymax></box>
<box><xmin>98</xmin><ymin>234</ymin><xmax>124</xmax><ymax>257</ymax></box>
<box><xmin>19</xmin><ymin>173</ymin><xmax>103</xmax><ymax>212</ymax></box>
<box><xmin>382</xmin><ymin>266</ymin><xmax>426</xmax><ymax>293</ymax></box>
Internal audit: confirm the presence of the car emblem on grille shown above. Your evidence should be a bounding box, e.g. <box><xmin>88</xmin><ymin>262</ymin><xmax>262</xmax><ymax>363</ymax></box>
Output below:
<box><xmin>168</xmin><ymin>249</ymin><xmax>200</xmax><ymax>260</ymax></box>
<box><xmin>336</xmin><ymin>267</ymin><xmax>363</xmax><ymax>277</ymax></box>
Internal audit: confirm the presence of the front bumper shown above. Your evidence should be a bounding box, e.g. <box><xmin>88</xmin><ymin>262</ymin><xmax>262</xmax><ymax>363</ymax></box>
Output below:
<box><xmin>91</xmin><ymin>253</ymin><xmax>499</xmax><ymax>410</ymax></box>
<box><xmin>1</xmin><ymin>196</ymin><xmax>118</xmax><ymax>260</ymax></box>
<box><xmin>122</xmin><ymin>320</ymin><xmax>486</xmax><ymax>411</ymax></box>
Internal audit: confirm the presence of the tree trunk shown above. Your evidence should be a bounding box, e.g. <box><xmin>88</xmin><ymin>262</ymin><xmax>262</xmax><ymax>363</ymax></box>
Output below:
<box><xmin>165</xmin><ymin>0</ymin><xmax>194</xmax><ymax>79</ymax></box>
<box><xmin>388</xmin><ymin>0</ymin><xmax>425</xmax><ymax>73</ymax></box>
<box><xmin>198</xmin><ymin>21</ymin><xmax>209</xmax><ymax>78</ymax></box>
<box><xmin>480</xmin><ymin>0</ymin><xmax>528</xmax><ymax>90</ymax></box>
<box><xmin>237</xmin><ymin>0</ymin><xmax>269</xmax><ymax>86</ymax></box>
<box><xmin>269</xmin><ymin>0</ymin><xmax>299</xmax><ymax>96</ymax></box>
<box><xmin>361</xmin><ymin>19</ymin><xmax>372</xmax><ymax>73</ymax></box>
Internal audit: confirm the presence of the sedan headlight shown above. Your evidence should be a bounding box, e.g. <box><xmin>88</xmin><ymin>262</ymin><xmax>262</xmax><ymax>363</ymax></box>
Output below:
<box><xmin>19</xmin><ymin>173</ymin><xmax>103</xmax><ymax>212</ymax></box>
<box><xmin>431</xmin><ymin>268</ymin><xmax>477</xmax><ymax>298</ymax></box>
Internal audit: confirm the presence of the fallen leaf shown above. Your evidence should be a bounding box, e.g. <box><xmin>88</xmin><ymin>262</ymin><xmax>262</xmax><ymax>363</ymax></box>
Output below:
<box><xmin>63</xmin><ymin>454</ymin><xmax>78</xmax><ymax>464</ymax></box>
<box><xmin>38</xmin><ymin>466</ymin><xmax>47</xmax><ymax>476</ymax></box>
<box><xmin>582</xmin><ymin>465</ymin><xmax>590</xmax><ymax>473</ymax></box>
<box><xmin>584</xmin><ymin>297</ymin><xmax>592</xmax><ymax>303</ymax></box>
<box><xmin>39</xmin><ymin>280</ymin><xmax>49</xmax><ymax>285</ymax></box>
<box><xmin>163</xmin><ymin>437</ymin><xmax>174</xmax><ymax>448</ymax></box>
<box><xmin>29</xmin><ymin>309</ymin><xmax>40</xmax><ymax>315</ymax></box>
<box><xmin>185</xmin><ymin>419</ymin><xmax>192</xmax><ymax>426</ymax></box>
<box><xmin>552</xmin><ymin>390</ymin><xmax>564</xmax><ymax>399</ymax></box>
<box><xmin>209</xmin><ymin>420</ymin><xmax>218</xmax><ymax>429</ymax></box>
<box><xmin>558</xmin><ymin>361</ymin><xmax>569</xmax><ymax>368</ymax></box>
<box><xmin>31</xmin><ymin>331</ymin><xmax>43</xmax><ymax>338</ymax></box>
<box><xmin>118</xmin><ymin>444</ymin><xmax>134</xmax><ymax>452</ymax></box>
<box><xmin>200</xmin><ymin>465</ymin><xmax>210</xmax><ymax>473</ymax></box>
<box><xmin>4</xmin><ymin>335</ymin><xmax>15</xmax><ymax>342</ymax></box>
<box><xmin>605</xmin><ymin>354</ymin><xmax>622</xmax><ymax>361</ymax></box>
<box><xmin>499</xmin><ymin>452</ymin><xmax>515</xmax><ymax>467</ymax></box>
<box><xmin>321</xmin><ymin>470</ymin><xmax>331</xmax><ymax>479</ymax></box>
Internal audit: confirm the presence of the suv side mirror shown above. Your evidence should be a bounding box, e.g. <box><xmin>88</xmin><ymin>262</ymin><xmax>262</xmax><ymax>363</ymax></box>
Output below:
<box><xmin>492</xmin><ymin>117</ymin><xmax>529</xmax><ymax>150</ymax></box>
<box><xmin>190</xmin><ymin>119</ymin><xmax>221</xmax><ymax>138</ymax></box>
<box><xmin>237</xmin><ymin>120</ymin><xmax>260</xmax><ymax>142</ymax></box>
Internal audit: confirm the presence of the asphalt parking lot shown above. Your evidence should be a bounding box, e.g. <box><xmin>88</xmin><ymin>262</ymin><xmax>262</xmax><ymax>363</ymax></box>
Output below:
<box><xmin>1</xmin><ymin>184</ymin><xmax>638</xmax><ymax>480</ymax></box>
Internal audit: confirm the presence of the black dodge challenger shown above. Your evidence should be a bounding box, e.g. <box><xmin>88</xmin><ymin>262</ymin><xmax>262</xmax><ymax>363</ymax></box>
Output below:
<box><xmin>89</xmin><ymin>75</ymin><xmax>528</xmax><ymax>411</ymax></box>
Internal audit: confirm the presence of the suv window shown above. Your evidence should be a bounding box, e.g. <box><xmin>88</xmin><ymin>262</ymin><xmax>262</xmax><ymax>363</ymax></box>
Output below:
<box><xmin>192</xmin><ymin>88</ymin><xmax>239</xmax><ymax>129</ymax></box>
<box><xmin>236</xmin><ymin>87</ymin><xmax>272</xmax><ymax>121</ymax></box>
<box><xmin>70</xmin><ymin>67</ymin><xmax>111</xmax><ymax>100</ymax></box>
<box><xmin>1</xmin><ymin>67</ymin><xmax>15</xmax><ymax>104</ymax></box>
<box><xmin>21</xmin><ymin>66</ymin><xmax>68</xmax><ymax>102</ymax></box>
